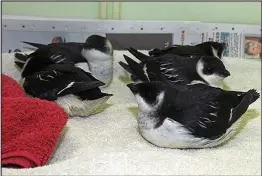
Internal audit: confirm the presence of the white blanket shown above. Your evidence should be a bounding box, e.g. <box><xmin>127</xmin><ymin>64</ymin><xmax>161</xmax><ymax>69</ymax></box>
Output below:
<box><xmin>2</xmin><ymin>51</ymin><xmax>261</xmax><ymax>175</ymax></box>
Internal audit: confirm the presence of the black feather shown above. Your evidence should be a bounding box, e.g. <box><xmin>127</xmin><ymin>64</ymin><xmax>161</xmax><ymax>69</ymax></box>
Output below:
<box><xmin>23</xmin><ymin>63</ymin><xmax>107</xmax><ymax>101</ymax></box>
<box><xmin>22</xmin><ymin>41</ymin><xmax>46</xmax><ymax>48</ymax></box>
<box><xmin>123</xmin><ymin>54</ymin><xmax>149</xmax><ymax>81</ymax></box>
<box><xmin>20</xmin><ymin>44</ymin><xmax>86</xmax><ymax>78</ymax></box>
<box><xmin>149</xmin><ymin>41</ymin><xmax>226</xmax><ymax>59</ymax></box>
<box><xmin>118</xmin><ymin>61</ymin><xmax>135</xmax><ymax>75</ymax></box>
<box><xmin>126</xmin><ymin>47</ymin><xmax>149</xmax><ymax>62</ymax></box>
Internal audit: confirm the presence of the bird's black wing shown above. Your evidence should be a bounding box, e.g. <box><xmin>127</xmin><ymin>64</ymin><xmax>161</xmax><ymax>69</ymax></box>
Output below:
<box><xmin>148</xmin><ymin>45</ymin><xmax>206</xmax><ymax>57</ymax></box>
<box><xmin>22</xmin><ymin>41</ymin><xmax>84</xmax><ymax>49</ymax></box>
<box><xmin>120</xmin><ymin>51</ymin><xmax>197</xmax><ymax>85</ymax></box>
<box><xmin>170</xmin><ymin>85</ymin><xmax>260</xmax><ymax>140</ymax></box>
<box><xmin>23</xmin><ymin>64</ymin><xmax>105</xmax><ymax>101</ymax></box>
<box><xmin>124</xmin><ymin>47</ymin><xmax>190</xmax><ymax>83</ymax></box>
<box><xmin>149</xmin><ymin>55</ymin><xmax>195</xmax><ymax>85</ymax></box>
<box><xmin>125</xmin><ymin>47</ymin><xmax>165</xmax><ymax>81</ymax></box>
<box><xmin>21</xmin><ymin>45</ymin><xmax>77</xmax><ymax>77</ymax></box>
<box><xmin>157</xmin><ymin>85</ymin><xmax>228</xmax><ymax>142</ymax></box>
<box><xmin>148</xmin><ymin>46</ymin><xmax>177</xmax><ymax>56</ymax></box>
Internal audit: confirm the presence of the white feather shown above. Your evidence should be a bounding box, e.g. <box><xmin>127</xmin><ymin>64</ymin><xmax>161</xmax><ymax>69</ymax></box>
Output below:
<box><xmin>135</xmin><ymin>91</ymin><xmax>165</xmax><ymax>114</ymax></box>
<box><xmin>74</xmin><ymin>62</ymin><xmax>91</xmax><ymax>73</ymax></box>
<box><xmin>57</xmin><ymin>82</ymin><xmax>74</xmax><ymax>95</ymax></box>
<box><xmin>53</xmin><ymin>55</ymin><xmax>61</xmax><ymax>60</ymax></box>
<box><xmin>211</xmin><ymin>46</ymin><xmax>219</xmax><ymax>59</ymax></box>
<box><xmin>81</xmin><ymin>49</ymin><xmax>112</xmax><ymax>62</ymax></box>
<box><xmin>210</xmin><ymin>112</ymin><xmax>218</xmax><ymax>117</ymax></box>
<box><xmin>56</xmin><ymin>58</ymin><xmax>66</xmax><ymax>63</ymax></box>
<box><xmin>14</xmin><ymin>58</ymin><xmax>26</xmax><ymax>63</ymax></box>
<box><xmin>143</xmin><ymin>64</ymin><xmax>150</xmax><ymax>80</ymax></box>
<box><xmin>187</xmin><ymin>80</ymin><xmax>206</xmax><ymax>85</ymax></box>
<box><xmin>21</xmin><ymin>57</ymin><xmax>32</xmax><ymax>76</ymax></box>
<box><xmin>228</xmin><ymin>108</ymin><xmax>233</xmax><ymax>123</ymax></box>
<box><xmin>81</xmin><ymin>49</ymin><xmax>113</xmax><ymax>87</ymax></box>
<box><xmin>47</xmin><ymin>75</ymin><xmax>54</xmax><ymax>79</ymax></box>
<box><xmin>221</xmin><ymin>49</ymin><xmax>225</xmax><ymax>59</ymax></box>
<box><xmin>38</xmin><ymin>75</ymin><xmax>49</xmax><ymax>81</ymax></box>
<box><xmin>55</xmin><ymin>94</ymin><xmax>111</xmax><ymax>117</ymax></box>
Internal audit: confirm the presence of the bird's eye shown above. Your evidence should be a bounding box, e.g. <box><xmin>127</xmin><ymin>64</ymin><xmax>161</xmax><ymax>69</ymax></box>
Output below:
<box><xmin>146</xmin><ymin>91</ymin><xmax>152</xmax><ymax>97</ymax></box>
<box><xmin>144</xmin><ymin>91</ymin><xmax>157</xmax><ymax>103</ymax></box>
<box><xmin>206</xmin><ymin>67</ymin><xmax>213</xmax><ymax>74</ymax></box>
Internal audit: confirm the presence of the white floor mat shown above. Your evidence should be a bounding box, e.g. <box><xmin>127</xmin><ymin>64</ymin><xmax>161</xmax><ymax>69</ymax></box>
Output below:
<box><xmin>2</xmin><ymin>51</ymin><xmax>261</xmax><ymax>175</ymax></box>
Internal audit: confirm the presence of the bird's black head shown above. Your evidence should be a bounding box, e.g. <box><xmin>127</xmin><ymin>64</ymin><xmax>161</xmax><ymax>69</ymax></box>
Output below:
<box><xmin>196</xmin><ymin>56</ymin><xmax>230</xmax><ymax>88</ymax></box>
<box><xmin>81</xmin><ymin>35</ymin><xmax>113</xmax><ymax>62</ymax></box>
<box><xmin>196</xmin><ymin>41</ymin><xmax>226</xmax><ymax>59</ymax></box>
<box><xmin>82</xmin><ymin>35</ymin><xmax>113</xmax><ymax>54</ymax></box>
<box><xmin>127</xmin><ymin>82</ymin><xmax>166</xmax><ymax>113</ymax></box>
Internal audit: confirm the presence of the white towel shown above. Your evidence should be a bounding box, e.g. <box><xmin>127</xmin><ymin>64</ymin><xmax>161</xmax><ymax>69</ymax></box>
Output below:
<box><xmin>2</xmin><ymin>51</ymin><xmax>261</xmax><ymax>175</ymax></box>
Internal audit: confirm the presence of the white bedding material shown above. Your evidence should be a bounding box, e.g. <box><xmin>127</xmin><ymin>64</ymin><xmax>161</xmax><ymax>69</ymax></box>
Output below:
<box><xmin>2</xmin><ymin>51</ymin><xmax>261</xmax><ymax>175</ymax></box>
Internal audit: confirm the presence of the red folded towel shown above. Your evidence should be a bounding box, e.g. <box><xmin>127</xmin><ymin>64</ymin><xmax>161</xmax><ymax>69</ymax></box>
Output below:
<box><xmin>1</xmin><ymin>74</ymin><xmax>69</xmax><ymax>168</ymax></box>
<box><xmin>1</xmin><ymin>75</ymin><xmax>25</xmax><ymax>98</ymax></box>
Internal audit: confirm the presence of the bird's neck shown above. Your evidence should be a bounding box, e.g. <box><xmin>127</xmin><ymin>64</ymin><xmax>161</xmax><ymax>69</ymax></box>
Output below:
<box><xmin>195</xmin><ymin>60</ymin><xmax>209</xmax><ymax>84</ymax></box>
<box><xmin>138</xmin><ymin>111</ymin><xmax>159</xmax><ymax>130</ymax></box>
<box><xmin>81</xmin><ymin>48</ymin><xmax>112</xmax><ymax>62</ymax></box>
<box><xmin>81</xmin><ymin>48</ymin><xmax>113</xmax><ymax>86</ymax></box>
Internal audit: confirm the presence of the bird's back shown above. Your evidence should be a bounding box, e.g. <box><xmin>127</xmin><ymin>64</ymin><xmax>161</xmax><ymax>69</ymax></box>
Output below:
<box><xmin>23</xmin><ymin>63</ymin><xmax>104</xmax><ymax>100</ymax></box>
<box><xmin>29</xmin><ymin>44</ymin><xmax>86</xmax><ymax>64</ymax></box>
<box><xmin>149</xmin><ymin>45</ymin><xmax>206</xmax><ymax>57</ymax></box>
<box><xmin>161</xmin><ymin>85</ymin><xmax>231</xmax><ymax>139</ymax></box>
<box><xmin>148</xmin><ymin>54</ymin><xmax>200</xmax><ymax>84</ymax></box>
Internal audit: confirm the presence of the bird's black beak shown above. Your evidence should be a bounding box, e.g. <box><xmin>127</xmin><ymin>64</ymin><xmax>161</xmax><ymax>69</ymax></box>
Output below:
<box><xmin>82</xmin><ymin>42</ymin><xmax>90</xmax><ymax>50</ymax></box>
<box><xmin>127</xmin><ymin>83</ymin><xmax>139</xmax><ymax>94</ymax></box>
<box><xmin>220</xmin><ymin>70</ymin><xmax>231</xmax><ymax>77</ymax></box>
<box><xmin>221</xmin><ymin>42</ymin><xmax>227</xmax><ymax>49</ymax></box>
<box><xmin>131</xmin><ymin>75</ymin><xmax>138</xmax><ymax>82</ymax></box>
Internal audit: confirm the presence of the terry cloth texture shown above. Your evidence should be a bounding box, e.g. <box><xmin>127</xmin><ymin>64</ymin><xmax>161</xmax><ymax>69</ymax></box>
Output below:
<box><xmin>2</xmin><ymin>51</ymin><xmax>261</xmax><ymax>175</ymax></box>
<box><xmin>1</xmin><ymin>74</ymin><xmax>69</xmax><ymax>168</ymax></box>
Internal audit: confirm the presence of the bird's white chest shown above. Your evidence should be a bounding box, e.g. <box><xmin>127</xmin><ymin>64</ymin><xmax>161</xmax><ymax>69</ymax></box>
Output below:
<box><xmin>55</xmin><ymin>94</ymin><xmax>111</xmax><ymax>117</ymax></box>
<box><xmin>81</xmin><ymin>49</ymin><xmax>113</xmax><ymax>87</ymax></box>
<box><xmin>88</xmin><ymin>60</ymin><xmax>113</xmax><ymax>86</ymax></box>
<box><xmin>137</xmin><ymin>112</ymin><xmax>196</xmax><ymax>148</ymax></box>
<box><xmin>137</xmin><ymin>112</ymin><xmax>239</xmax><ymax>149</ymax></box>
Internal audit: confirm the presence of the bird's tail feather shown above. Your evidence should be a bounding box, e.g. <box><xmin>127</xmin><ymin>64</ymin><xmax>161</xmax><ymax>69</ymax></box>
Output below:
<box><xmin>126</xmin><ymin>47</ymin><xmax>149</xmax><ymax>63</ymax></box>
<box><xmin>118</xmin><ymin>61</ymin><xmax>135</xmax><ymax>76</ymax></box>
<box><xmin>148</xmin><ymin>48</ymin><xmax>164</xmax><ymax>56</ymax></box>
<box><xmin>230</xmin><ymin>89</ymin><xmax>260</xmax><ymax>126</ymax></box>
<box><xmin>101</xmin><ymin>93</ymin><xmax>114</xmax><ymax>97</ymax></box>
<box><xmin>123</xmin><ymin>55</ymin><xmax>149</xmax><ymax>82</ymax></box>
<box><xmin>22</xmin><ymin>41</ymin><xmax>46</xmax><ymax>48</ymax></box>
<box><xmin>14</xmin><ymin>53</ymin><xmax>28</xmax><ymax>69</ymax></box>
<box><xmin>148</xmin><ymin>47</ymin><xmax>174</xmax><ymax>56</ymax></box>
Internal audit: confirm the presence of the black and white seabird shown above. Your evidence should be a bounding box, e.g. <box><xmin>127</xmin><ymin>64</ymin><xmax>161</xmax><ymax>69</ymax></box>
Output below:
<box><xmin>14</xmin><ymin>34</ymin><xmax>114</xmax><ymax>87</ymax></box>
<box><xmin>119</xmin><ymin>48</ymin><xmax>230</xmax><ymax>88</ymax></box>
<box><xmin>22</xmin><ymin>63</ymin><xmax>113</xmax><ymax>117</ymax></box>
<box><xmin>126</xmin><ymin>81</ymin><xmax>260</xmax><ymax>149</ymax></box>
<box><xmin>148</xmin><ymin>41</ymin><xmax>226</xmax><ymax>59</ymax></box>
